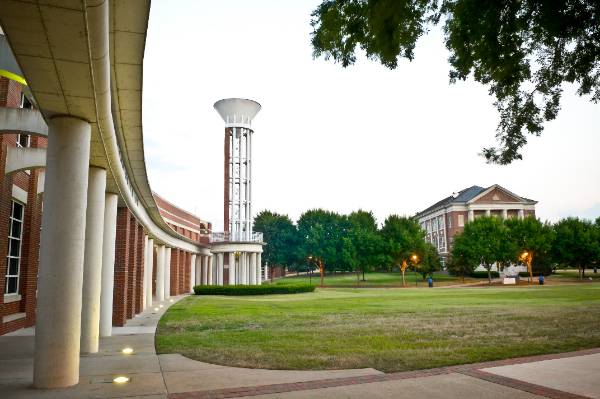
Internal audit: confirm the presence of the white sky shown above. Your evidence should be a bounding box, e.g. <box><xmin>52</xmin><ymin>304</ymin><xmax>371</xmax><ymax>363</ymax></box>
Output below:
<box><xmin>143</xmin><ymin>0</ymin><xmax>600</xmax><ymax>231</ymax></box>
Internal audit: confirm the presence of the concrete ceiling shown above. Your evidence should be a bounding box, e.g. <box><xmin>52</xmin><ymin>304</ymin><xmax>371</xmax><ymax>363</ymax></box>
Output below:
<box><xmin>0</xmin><ymin>0</ymin><xmax>207</xmax><ymax>250</ymax></box>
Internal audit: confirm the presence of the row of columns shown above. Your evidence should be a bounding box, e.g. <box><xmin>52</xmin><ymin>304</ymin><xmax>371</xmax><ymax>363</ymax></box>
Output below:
<box><xmin>189</xmin><ymin>252</ymin><xmax>264</xmax><ymax>286</ymax></box>
<box><xmin>468</xmin><ymin>208</ymin><xmax>525</xmax><ymax>221</ymax></box>
<box><xmin>33</xmin><ymin>117</ymin><xmax>203</xmax><ymax>388</ymax></box>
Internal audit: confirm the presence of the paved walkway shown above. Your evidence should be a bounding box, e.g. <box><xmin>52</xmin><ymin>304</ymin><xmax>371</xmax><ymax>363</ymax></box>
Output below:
<box><xmin>0</xmin><ymin>295</ymin><xmax>598</xmax><ymax>398</ymax></box>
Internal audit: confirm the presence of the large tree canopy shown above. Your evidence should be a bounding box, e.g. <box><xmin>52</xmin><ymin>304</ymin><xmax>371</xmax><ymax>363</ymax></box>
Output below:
<box><xmin>253</xmin><ymin>210</ymin><xmax>300</xmax><ymax>268</ymax></box>
<box><xmin>310</xmin><ymin>0</ymin><xmax>600</xmax><ymax>164</ymax></box>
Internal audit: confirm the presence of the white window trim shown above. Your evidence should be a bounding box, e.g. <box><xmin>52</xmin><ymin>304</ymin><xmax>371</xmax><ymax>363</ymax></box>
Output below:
<box><xmin>12</xmin><ymin>185</ymin><xmax>28</xmax><ymax>204</ymax></box>
<box><xmin>3</xmin><ymin>293</ymin><xmax>22</xmax><ymax>303</ymax></box>
<box><xmin>5</xmin><ymin>200</ymin><xmax>25</xmax><ymax>295</ymax></box>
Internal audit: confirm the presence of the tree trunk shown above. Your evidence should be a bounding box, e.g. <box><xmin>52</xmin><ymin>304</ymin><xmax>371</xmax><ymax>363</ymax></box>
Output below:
<box><xmin>362</xmin><ymin>270</ymin><xmax>365</xmax><ymax>281</ymax></box>
<box><xmin>487</xmin><ymin>266</ymin><xmax>492</xmax><ymax>286</ymax></box>
<box><xmin>319</xmin><ymin>261</ymin><xmax>325</xmax><ymax>287</ymax></box>
<box><xmin>401</xmin><ymin>269</ymin><xmax>406</xmax><ymax>287</ymax></box>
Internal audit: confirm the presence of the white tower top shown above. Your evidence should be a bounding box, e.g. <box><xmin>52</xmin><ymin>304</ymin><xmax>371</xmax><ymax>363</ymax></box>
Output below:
<box><xmin>214</xmin><ymin>98</ymin><xmax>261</xmax><ymax>128</ymax></box>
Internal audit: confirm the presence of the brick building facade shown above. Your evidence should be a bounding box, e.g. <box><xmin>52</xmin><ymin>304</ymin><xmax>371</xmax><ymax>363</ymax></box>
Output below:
<box><xmin>415</xmin><ymin>185</ymin><xmax>537</xmax><ymax>266</ymax></box>
<box><xmin>0</xmin><ymin>76</ymin><xmax>210</xmax><ymax>335</ymax></box>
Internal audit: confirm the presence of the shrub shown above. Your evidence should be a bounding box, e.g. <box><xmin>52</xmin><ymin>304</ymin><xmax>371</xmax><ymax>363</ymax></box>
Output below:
<box><xmin>470</xmin><ymin>271</ymin><xmax>500</xmax><ymax>279</ymax></box>
<box><xmin>193</xmin><ymin>284</ymin><xmax>315</xmax><ymax>296</ymax></box>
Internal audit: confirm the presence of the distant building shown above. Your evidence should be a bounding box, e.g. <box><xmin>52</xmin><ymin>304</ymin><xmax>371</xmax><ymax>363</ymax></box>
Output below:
<box><xmin>154</xmin><ymin>193</ymin><xmax>211</xmax><ymax>245</ymax></box>
<box><xmin>415</xmin><ymin>184</ymin><xmax>537</xmax><ymax>266</ymax></box>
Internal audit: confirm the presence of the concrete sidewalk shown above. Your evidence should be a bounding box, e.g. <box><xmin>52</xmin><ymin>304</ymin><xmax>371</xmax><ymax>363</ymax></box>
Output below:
<box><xmin>1</xmin><ymin>295</ymin><xmax>598</xmax><ymax>398</ymax></box>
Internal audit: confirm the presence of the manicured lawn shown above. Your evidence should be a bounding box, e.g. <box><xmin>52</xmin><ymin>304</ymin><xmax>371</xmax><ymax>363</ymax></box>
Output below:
<box><xmin>549</xmin><ymin>269</ymin><xmax>600</xmax><ymax>281</ymax></box>
<box><xmin>269</xmin><ymin>271</ymin><xmax>469</xmax><ymax>287</ymax></box>
<box><xmin>156</xmin><ymin>284</ymin><xmax>600</xmax><ymax>372</ymax></box>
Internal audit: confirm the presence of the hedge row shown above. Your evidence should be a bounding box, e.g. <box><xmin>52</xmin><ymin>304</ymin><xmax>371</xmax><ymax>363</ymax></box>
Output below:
<box><xmin>193</xmin><ymin>284</ymin><xmax>316</xmax><ymax>296</ymax></box>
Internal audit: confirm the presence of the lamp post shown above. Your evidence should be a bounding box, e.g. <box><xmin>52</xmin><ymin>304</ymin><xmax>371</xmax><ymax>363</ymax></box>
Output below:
<box><xmin>411</xmin><ymin>254</ymin><xmax>420</xmax><ymax>287</ymax></box>
<box><xmin>520</xmin><ymin>251</ymin><xmax>533</xmax><ymax>285</ymax></box>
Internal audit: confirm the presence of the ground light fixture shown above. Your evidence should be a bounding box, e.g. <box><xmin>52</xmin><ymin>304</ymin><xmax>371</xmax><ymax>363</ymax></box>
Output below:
<box><xmin>159</xmin><ymin>304</ymin><xmax>164</xmax><ymax>308</ymax></box>
<box><xmin>113</xmin><ymin>376</ymin><xmax>130</xmax><ymax>384</ymax></box>
<box><xmin>122</xmin><ymin>347</ymin><xmax>134</xmax><ymax>355</ymax></box>
<box><xmin>154</xmin><ymin>307</ymin><xmax>159</xmax><ymax>311</ymax></box>
<box><xmin>169</xmin><ymin>299</ymin><xmax>173</xmax><ymax>303</ymax></box>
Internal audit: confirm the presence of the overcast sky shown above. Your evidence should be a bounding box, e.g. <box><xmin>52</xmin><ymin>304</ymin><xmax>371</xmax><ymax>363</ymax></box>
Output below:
<box><xmin>143</xmin><ymin>0</ymin><xmax>600</xmax><ymax>230</ymax></box>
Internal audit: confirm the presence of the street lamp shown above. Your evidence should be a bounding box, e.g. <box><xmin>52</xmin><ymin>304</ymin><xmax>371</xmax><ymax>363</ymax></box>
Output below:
<box><xmin>411</xmin><ymin>254</ymin><xmax>420</xmax><ymax>287</ymax></box>
<box><xmin>520</xmin><ymin>250</ymin><xmax>533</xmax><ymax>284</ymax></box>
<box><xmin>307</xmin><ymin>256</ymin><xmax>313</xmax><ymax>284</ymax></box>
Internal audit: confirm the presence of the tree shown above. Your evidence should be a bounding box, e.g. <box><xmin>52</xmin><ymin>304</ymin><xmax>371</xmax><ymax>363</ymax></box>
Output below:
<box><xmin>381</xmin><ymin>215</ymin><xmax>426</xmax><ymax>286</ymax></box>
<box><xmin>347</xmin><ymin>210</ymin><xmax>385</xmax><ymax>281</ymax></box>
<box><xmin>446</xmin><ymin>252</ymin><xmax>474</xmax><ymax>283</ymax></box>
<box><xmin>298</xmin><ymin>209</ymin><xmax>347</xmax><ymax>286</ymax></box>
<box><xmin>505</xmin><ymin>216</ymin><xmax>554</xmax><ymax>279</ymax></box>
<box><xmin>419</xmin><ymin>242</ymin><xmax>441</xmax><ymax>279</ymax></box>
<box><xmin>552</xmin><ymin>217</ymin><xmax>600</xmax><ymax>279</ymax></box>
<box><xmin>253</xmin><ymin>210</ymin><xmax>300</xmax><ymax>270</ymax></box>
<box><xmin>310</xmin><ymin>0</ymin><xmax>600</xmax><ymax>164</ymax></box>
<box><xmin>451</xmin><ymin>216</ymin><xmax>508</xmax><ymax>285</ymax></box>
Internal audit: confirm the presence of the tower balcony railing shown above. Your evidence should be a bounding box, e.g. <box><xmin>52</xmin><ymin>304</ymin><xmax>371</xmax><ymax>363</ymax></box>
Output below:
<box><xmin>209</xmin><ymin>231</ymin><xmax>263</xmax><ymax>243</ymax></box>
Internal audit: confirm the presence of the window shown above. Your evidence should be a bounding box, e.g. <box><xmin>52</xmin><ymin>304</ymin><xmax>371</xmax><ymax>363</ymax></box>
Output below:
<box><xmin>458</xmin><ymin>214</ymin><xmax>464</xmax><ymax>227</ymax></box>
<box><xmin>448</xmin><ymin>215</ymin><xmax>452</xmax><ymax>228</ymax></box>
<box><xmin>5</xmin><ymin>201</ymin><xmax>24</xmax><ymax>295</ymax></box>
<box><xmin>16</xmin><ymin>134</ymin><xmax>30</xmax><ymax>148</ymax></box>
<box><xmin>20</xmin><ymin>92</ymin><xmax>33</xmax><ymax>109</ymax></box>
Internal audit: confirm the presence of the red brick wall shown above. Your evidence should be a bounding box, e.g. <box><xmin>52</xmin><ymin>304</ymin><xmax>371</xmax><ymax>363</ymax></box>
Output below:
<box><xmin>170</xmin><ymin>249</ymin><xmax>180</xmax><ymax>295</ymax></box>
<box><xmin>0</xmin><ymin>77</ymin><xmax>44</xmax><ymax>335</ymax></box>
<box><xmin>446</xmin><ymin>210</ymin><xmax>468</xmax><ymax>249</ymax></box>
<box><xmin>153</xmin><ymin>193</ymin><xmax>211</xmax><ymax>246</ymax></box>
<box><xmin>113</xmin><ymin>207</ymin><xmax>131</xmax><ymax>327</ymax></box>
<box><xmin>126</xmin><ymin>216</ymin><xmax>139</xmax><ymax>319</ymax></box>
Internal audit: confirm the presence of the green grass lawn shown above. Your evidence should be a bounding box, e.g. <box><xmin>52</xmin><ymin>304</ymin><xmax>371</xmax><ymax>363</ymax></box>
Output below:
<box><xmin>550</xmin><ymin>269</ymin><xmax>600</xmax><ymax>281</ymax></box>
<box><xmin>269</xmin><ymin>271</ymin><xmax>469</xmax><ymax>287</ymax></box>
<box><xmin>156</xmin><ymin>284</ymin><xmax>600</xmax><ymax>372</ymax></box>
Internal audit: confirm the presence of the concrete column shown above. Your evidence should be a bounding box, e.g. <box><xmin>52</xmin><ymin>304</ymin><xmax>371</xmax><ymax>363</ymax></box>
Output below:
<box><xmin>228</xmin><ymin>252</ymin><xmax>235</xmax><ymax>285</ymax></box>
<box><xmin>164</xmin><ymin>247</ymin><xmax>172</xmax><ymax>298</ymax></box>
<box><xmin>100</xmin><ymin>193</ymin><xmax>118</xmax><ymax>337</ymax></box>
<box><xmin>265</xmin><ymin>263</ymin><xmax>269</xmax><ymax>281</ymax></box>
<box><xmin>257</xmin><ymin>253</ymin><xmax>262</xmax><ymax>285</ymax></box>
<box><xmin>502</xmin><ymin>209</ymin><xmax>508</xmax><ymax>219</ymax></box>
<box><xmin>80</xmin><ymin>167</ymin><xmax>107</xmax><ymax>354</ymax></box>
<box><xmin>34</xmin><ymin>116</ymin><xmax>91</xmax><ymax>388</ymax></box>
<box><xmin>249</xmin><ymin>253</ymin><xmax>257</xmax><ymax>285</ymax></box>
<box><xmin>145</xmin><ymin>238</ymin><xmax>154</xmax><ymax>307</ymax></box>
<box><xmin>195</xmin><ymin>255</ymin><xmax>201</xmax><ymax>285</ymax></box>
<box><xmin>142</xmin><ymin>235</ymin><xmax>149</xmax><ymax>311</ymax></box>
<box><xmin>518</xmin><ymin>209</ymin><xmax>525</xmax><ymax>219</ymax></box>
<box><xmin>208</xmin><ymin>255</ymin><xmax>214</xmax><ymax>285</ymax></box>
<box><xmin>240</xmin><ymin>253</ymin><xmax>247</xmax><ymax>285</ymax></box>
<box><xmin>190</xmin><ymin>254</ymin><xmax>197</xmax><ymax>292</ymax></box>
<box><xmin>468</xmin><ymin>209</ymin><xmax>474</xmax><ymax>222</ymax></box>
<box><xmin>202</xmin><ymin>255</ymin><xmax>208</xmax><ymax>285</ymax></box>
<box><xmin>217</xmin><ymin>253</ymin><xmax>224</xmax><ymax>285</ymax></box>
<box><xmin>485</xmin><ymin>209</ymin><xmax>491</xmax><ymax>217</ymax></box>
<box><xmin>156</xmin><ymin>245</ymin><xmax>165</xmax><ymax>302</ymax></box>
